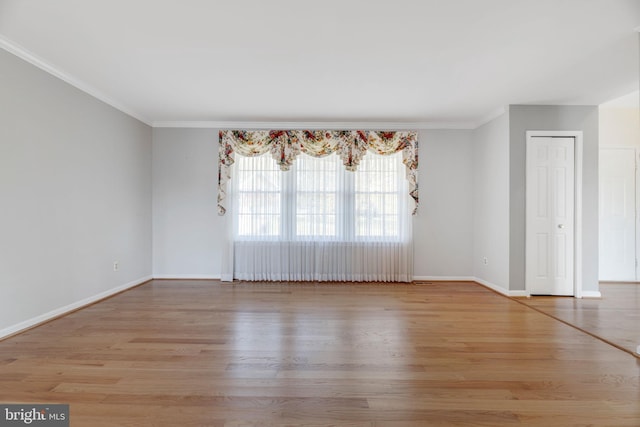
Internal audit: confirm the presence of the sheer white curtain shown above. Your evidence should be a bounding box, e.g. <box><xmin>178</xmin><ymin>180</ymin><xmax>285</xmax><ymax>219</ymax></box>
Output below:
<box><xmin>228</xmin><ymin>151</ymin><xmax>413</xmax><ymax>282</ymax></box>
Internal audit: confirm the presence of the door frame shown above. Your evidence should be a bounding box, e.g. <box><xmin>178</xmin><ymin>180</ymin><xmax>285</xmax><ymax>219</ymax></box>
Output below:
<box><xmin>525</xmin><ymin>130</ymin><xmax>584</xmax><ymax>298</ymax></box>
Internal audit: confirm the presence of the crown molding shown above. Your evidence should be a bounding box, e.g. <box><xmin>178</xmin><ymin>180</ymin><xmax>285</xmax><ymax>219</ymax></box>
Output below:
<box><xmin>473</xmin><ymin>106</ymin><xmax>508</xmax><ymax>128</ymax></box>
<box><xmin>1</xmin><ymin>35</ymin><xmax>499</xmax><ymax>131</ymax></box>
<box><xmin>152</xmin><ymin>120</ymin><xmax>478</xmax><ymax>130</ymax></box>
<box><xmin>0</xmin><ymin>35</ymin><xmax>151</xmax><ymax>126</ymax></box>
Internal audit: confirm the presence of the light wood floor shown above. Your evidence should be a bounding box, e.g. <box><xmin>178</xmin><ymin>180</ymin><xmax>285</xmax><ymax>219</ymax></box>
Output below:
<box><xmin>519</xmin><ymin>282</ymin><xmax>640</xmax><ymax>356</ymax></box>
<box><xmin>0</xmin><ymin>280</ymin><xmax>639</xmax><ymax>426</ymax></box>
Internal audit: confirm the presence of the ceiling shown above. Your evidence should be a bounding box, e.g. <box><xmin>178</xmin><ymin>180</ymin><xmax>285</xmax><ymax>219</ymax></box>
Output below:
<box><xmin>0</xmin><ymin>0</ymin><xmax>638</xmax><ymax>128</ymax></box>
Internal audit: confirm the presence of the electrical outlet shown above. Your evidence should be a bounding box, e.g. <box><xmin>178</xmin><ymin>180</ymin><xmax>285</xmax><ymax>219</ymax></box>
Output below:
<box><xmin>113</xmin><ymin>261</ymin><xmax>119</xmax><ymax>272</ymax></box>
<box><xmin>483</xmin><ymin>257</ymin><xmax>488</xmax><ymax>266</ymax></box>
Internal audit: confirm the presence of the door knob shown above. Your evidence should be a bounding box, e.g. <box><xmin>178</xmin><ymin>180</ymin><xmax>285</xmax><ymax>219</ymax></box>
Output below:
<box><xmin>557</xmin><ymin>224</ymin><xmax>564</xmax><ymax>229</ymax></box>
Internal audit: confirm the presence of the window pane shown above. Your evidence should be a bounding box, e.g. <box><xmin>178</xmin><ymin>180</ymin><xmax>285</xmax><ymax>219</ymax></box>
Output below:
<box><xmin>295</xmin><ymin>154</ymin><xmax>338</xmax><ymax>237</ymax></box>
<box><xmin>355</xmin><ymin>152</ymin><xmax>401</xmax><ymax>238</ymax></box>
<box><xmin>384</xmin><ymin>215</ymin><xmax>399</xmax><ymax>237</ymax></box>
<box><xmin>233</xmin><ymin>151</ymin><xmax>404</xmax><ymax>241</ymax></box>
<box><xmin>237</xmin><ymin>214</ymin><xmax>280</xmax><ymax>236</ymax></box>
<box><xmin>235</xmin><ymin>154</ymin><xmax>281</xmax><ymax>237</ymax></box>
<box><xmin>384</xmin><ymin>194</ymin><xmax>398</xmax><ymax>215</ymax></box>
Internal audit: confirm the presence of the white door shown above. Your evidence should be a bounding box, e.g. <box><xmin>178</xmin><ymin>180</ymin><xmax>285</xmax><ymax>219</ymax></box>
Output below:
<box><xmin>526</xmin><ymin>136</ymin><xmax>575</xmax><ymax>295</ymax></box>
<box><xmin>599</xmin><ymin>148</ymin><xmax>636</xmax><ymax>281</ymax></box>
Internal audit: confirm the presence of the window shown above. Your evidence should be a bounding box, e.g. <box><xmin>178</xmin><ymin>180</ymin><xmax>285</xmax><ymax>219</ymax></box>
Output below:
<box><xmin>296</xmin><ymin>154</ymin><xmax>339</xmax><ymax>237</ymax></box>
<box><xmin>355</xmin><ymin>153</ymin><xmax>401</xmax><ymax>238</ymax></box>
<box><xmin>235</xmin><ymin>154</ymin><xmax>281</xmax><ymax>237</ymax></box>
<box><xmin>219</xmin><ymin>129</ymin><xmax>416</xmax><ymax>282</ymax></box>
<box><xmin>233</xmin><ymin>151</ymin><xmax>406</xmax><ymax>242</ymax></box>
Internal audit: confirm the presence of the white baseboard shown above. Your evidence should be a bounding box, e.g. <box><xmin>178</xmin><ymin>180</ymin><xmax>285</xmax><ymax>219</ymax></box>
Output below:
<box><xmin>153</xmin><ymin>274</ymin><xmax>220</xmax><ymax>280</ymax></box>
<box><xmin>413</xmin><ymin>276</ymin><xmax>475</xmax><ymax>282</ymax></box>
<box><xmin>580</xmin><ymin>290</ymin><xmax>602</xmax><ymax>298</ymax></box>
<box><xmin>505</xmin><ymin>289</ymin><xmax>530</xmax><ymax>297</ymax></box>
<box><xmin>0</xmin><ymin>275</ymin><xmax>152</xmax><ymax>340</ymax></box>
<box><xmin>472</xmin><ymin>277</ymin><xmax>529</xmax><ymax>297</ymax></box>
<box><xmin>413</xmin><ymin>276</ymin><xmax>528</xmax><ymax>297</ymax></box>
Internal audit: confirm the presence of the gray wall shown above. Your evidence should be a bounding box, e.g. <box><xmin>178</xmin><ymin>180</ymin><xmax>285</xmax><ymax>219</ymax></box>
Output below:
<box><xmin>0</xmin><ymin>49</ymin><xmax>152</xmax><ymax>334</ymax></box>
<box><xmin>414</xmin><ymin>129</ymin><xmax>474</xmax><ymax>278</ymax></box>
<box><xmin>152</xmin><ymin>128</ymin><xmax>224</xmax><ymax>277</ymax></box>
<box><xmin>472</xmin><ymin>112</ymin><xmax>510</xmax><ymax>291</ymax></box>
<box><xmin>151</xmin><ymin>128</ymin><xmax>475</xmax><ymax>279</ymax></box>
<box><xmin>508</xmin><ymin>105</ymin><xmax>599</xmax><ymax>292</ymax></box>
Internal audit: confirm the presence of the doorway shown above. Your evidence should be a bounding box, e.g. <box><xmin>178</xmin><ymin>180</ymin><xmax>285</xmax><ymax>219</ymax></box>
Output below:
<box><xmin>599</xmin><ymin>148</ymin><xmax>638</xmax><ymax>281</ymax></box>
<box><xmin>525</xmin><ymin>131</ymin><xmax>583</xmax><ymax>296</ymax></box>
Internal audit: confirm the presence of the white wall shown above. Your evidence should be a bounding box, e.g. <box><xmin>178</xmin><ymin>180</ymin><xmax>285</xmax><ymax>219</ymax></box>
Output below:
<box><xmin>0</xmin><ymin>49</ymin><xmax>152</xmax><ymax>336</ymax></box>
<box><xmin>599</xmin><ymin>106</ymin><xmax>640</xmax><ymax>147</ymax></box>
<box><xmin>471</xmin><ymin>112</ymin><xmax>511</xmax><ymax>291</ymax></box>
<box><xmin>151</xmin><ymin>128</ymin><xmax>475</xmax><ymax>279</ymax></box>
<box><xmin>598</xmin><ymin>95</ymin><xmax>640</xmax><ymax>282</ymax></box>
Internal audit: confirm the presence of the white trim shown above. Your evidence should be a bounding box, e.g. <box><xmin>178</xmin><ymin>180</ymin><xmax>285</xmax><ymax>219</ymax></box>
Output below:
<box><xmin>525</xmin><ymin>131</ymin><xmax>584</xmax><ymax>298</ymax></box>
<box><xmin>153</xmin><ymin>274</ymin><xmax>221</xmax><ymax>280</ymax></box>
<box><xmin>152</xmin><ymin>120</ymin><xmax>478</xmax><ymax>130</ymax></box>
<box><xmin>473</xmin><ymin>106</ymin><xmax>507</xmax><ymax>128</ymax></box>
<box><xmin>0</xmin><ymin>35</ymin><xmax>151</xmax><ymax>126</ymax></box>
<box><xmin>0</xmin><ymin>35</ymin><xmax>506</xmax><ymax>131</ymax></box>
<box><xmin>599</xmin><ymin>91</ymin><xmax>639</xmax><ymax>108</ymax></box>
<box><xmin>413</xmin><ymin>276</ymin><xmax>475</xmax><ymax>282</ymax></box>
<box><xmin>0</xmin><ymin>276</ymin><xmax>152</xmax><ymax>340</ymax></box>
<box><xmin>632</xmin><ymin>147</ymin><xmax>640</xmax><ymax>286</ymax></box>
<box><xmin>414</xmin><ymin>276</ymin><xmax>530</xmax><ymax>297</ymax></box>
<box><xmin>575</xmin><ymin>133</ymin><xmax>584</xmax><ymax>298</ymax></box>
<box><xmin>581</xmin><ymin>291</ymin><xmax>602</xmax><ymax>298</ymax></box>
<box><xmin>472</xmin><ymin>277</ymin><xmax>529</xmax><ymax>297</ymax></box>
<box><xmin>506</xmin><ymin>290</ymin><xmax>530</xmax><ymax>297</ymax></box>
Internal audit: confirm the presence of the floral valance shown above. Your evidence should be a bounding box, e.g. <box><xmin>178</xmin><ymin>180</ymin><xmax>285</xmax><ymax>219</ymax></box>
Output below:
<box><xmin>218</xmin><ymin>130</ymin><xmax>419</xmax><ymax>215</ymax></box>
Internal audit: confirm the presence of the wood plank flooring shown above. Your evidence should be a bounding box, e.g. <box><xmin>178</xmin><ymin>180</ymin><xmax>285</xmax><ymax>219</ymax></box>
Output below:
<box><xmin>520</xmin><ymin>282</ymin><xmax>640</xmax><ymax>356</ymax></box>
<box><xmin>0</xmin><ymin>280</ymin><xmax>639</xmax><ymax>426</ymax></box>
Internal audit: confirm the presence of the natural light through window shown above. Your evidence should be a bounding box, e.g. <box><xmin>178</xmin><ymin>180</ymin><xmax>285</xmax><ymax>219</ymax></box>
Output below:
<box><xmin>235</xmin><ymin>155</ymin><xmax>281</xmax><ymax>237</ymax></box>
<box><xmin>296</xmin><ymin>154</ymin><xmax>339</xmax><ymax>238</ymax></box>
<box><xmin>233</xmin><ymin>151</ymin><xmax>404</xmax><ymax>241</ymax></box>
<box><xmin>355</xmin><ymin>152</ymin><xmax>401</xmax><ymax>238</ymax></box>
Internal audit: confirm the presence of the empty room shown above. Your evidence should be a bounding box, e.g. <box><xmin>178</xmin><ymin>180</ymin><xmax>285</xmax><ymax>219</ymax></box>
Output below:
<box><xmin>1</xmin><ymin>1</ymin><xmax>639</xmax><ymax>426</ymax></box>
